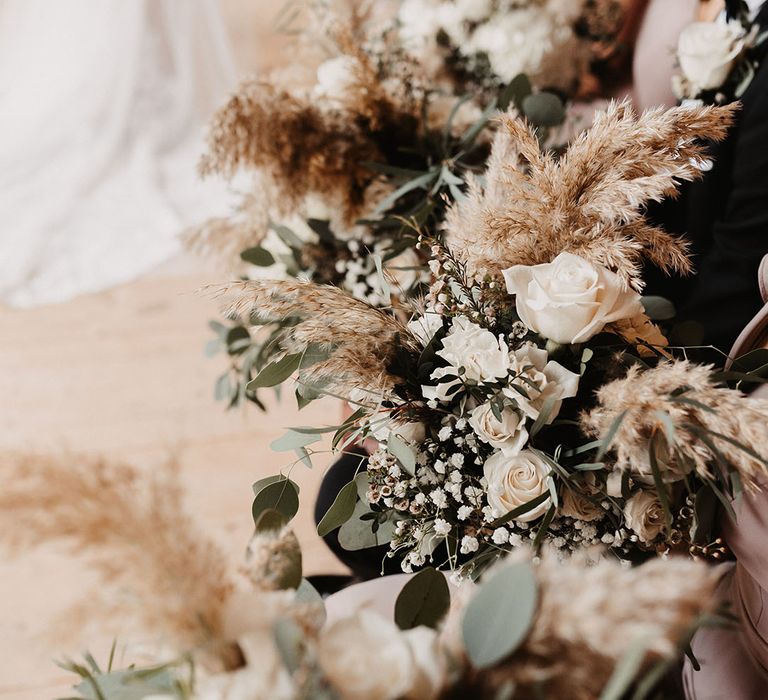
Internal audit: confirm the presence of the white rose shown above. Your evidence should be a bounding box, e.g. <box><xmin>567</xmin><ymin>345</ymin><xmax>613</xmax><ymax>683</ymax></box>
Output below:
<box><xmin>504</xmin><ymin>343</ymin><xmax>580</xmax><ymax>423</ymax></box>
<box><xmin>386</xmin><ymin>248</ymin><xmax>424</xmax><ymax>294</ymax></box>
<box><xmin>469</xmin><ymin>403</ymin><xmax>528</xmax><ymax>455</ymax></box>
<box><xmin>483</xmin><ymin>449</ymin><xmax>552</xmax><ymax>522</ymax></box>
<box><xmin>318</xmin><ymin>610</ymin><xmax>419</xmax><ymax>700</ymax></box>
<box><xmin>678</xmin><ymin>21</ymin><xmax>745</xmax><ymax>93</ymax></box>
<box><xmin>408</xmin><ymin>312</ymin><xmax>444</xmax><ymax>346</ymax></box>
<box><xmin>623</xmin><ymin>490</ymin><xmax>666</xmax><ymax>544</ymax></box>
<box><xmin>436</xmin><ymin>315</ymin><xmax>510</xmax><ymax>382</ymax></box>
<box><xmin>503</xmin><ymin>252</ymin><xmax>644</xmax><ymax>344</ymax></box>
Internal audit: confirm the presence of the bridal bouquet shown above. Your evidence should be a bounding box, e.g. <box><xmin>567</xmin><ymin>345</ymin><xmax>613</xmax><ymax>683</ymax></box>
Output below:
<box><xmin>220</xmin><ymin>100</ymin><xmax>768</xmax><ymax>577</ymax></box>
<box><xmin>194</xmin><ymin>0</ymin><xmax>623</xmax><ymax>409</ymax></box>
<box><xmin>1</xmin><ymin>451</ymin><xmax>724</xmax><ymax>700</ymax></box>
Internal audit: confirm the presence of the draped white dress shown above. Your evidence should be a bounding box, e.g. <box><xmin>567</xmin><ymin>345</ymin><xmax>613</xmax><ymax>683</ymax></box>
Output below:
<box><xmin>0</xmin><ymin>0</ymin><xmax>236</xmax><ymax>307</ymax></box>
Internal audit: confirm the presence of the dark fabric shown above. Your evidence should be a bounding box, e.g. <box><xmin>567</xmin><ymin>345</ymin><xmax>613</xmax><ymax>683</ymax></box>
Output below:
<box><xmin>314</xmin><ymin>450</ymin><xmax>403</xmax><ymax>580</ymax></box>
<box><xmin>646</xmin><ymin>4</ymin><xmax>768</xmax><ymax>353</ymax></box>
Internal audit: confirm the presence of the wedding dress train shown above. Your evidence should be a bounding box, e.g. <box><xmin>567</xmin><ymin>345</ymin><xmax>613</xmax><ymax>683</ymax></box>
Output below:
<box><xmin>0</xmin><ymin>0</ymin><xmax>236</xmax><ymax>307</ymax></box>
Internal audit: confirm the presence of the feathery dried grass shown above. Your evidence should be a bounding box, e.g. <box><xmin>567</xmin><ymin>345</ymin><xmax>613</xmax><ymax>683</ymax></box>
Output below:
<box><xmin>445</xmin><ymin>549</ymin><xmax>719</xmax><ymax>699</ymax></box>
<box><xmin>207</xmin><ymin>279</ymin><xmax>419</xmax><ymax>396</ymax></box>
<box><xmin>582</xmin><ymin>360</ymin><xmax>768</xmax><ymax>487</ymax></box>
<box><xmin>445</xmin><ymin>100</ymin><xmax>738</xmax><ymax>289</ymax></box>
<box><xmin>0</xmin><ymin>452</ymin><xmax>235</xmax><ymax>652</ymax></box>
<box><xmin>199</xmin><ymin>81</ymin><xmax>382</xmax><ymax>222</ymax></box>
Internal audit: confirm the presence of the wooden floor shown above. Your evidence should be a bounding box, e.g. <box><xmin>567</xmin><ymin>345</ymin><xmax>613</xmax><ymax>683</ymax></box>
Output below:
<box><xmin>0</xmin><ymin>3</ymin><xmax>346</xmax><ymax>698</ymax></box>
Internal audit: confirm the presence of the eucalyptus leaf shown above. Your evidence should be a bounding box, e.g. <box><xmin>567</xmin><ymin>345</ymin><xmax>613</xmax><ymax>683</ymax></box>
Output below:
<box><xmin>338</xmin><ymin>499</ymin><xmax>396</xmax><ymax>551</ymax></box>
<box><xmin>248</xmin><ymin>353</ymin><xmax>302</xmax><ymax>389</ymax></box>
<box><xmin>641</xmin><ymin>296</ymin><xmax>676</xmax><ymax>321</ymax></box>
<box><xmin>499</xmin><ymin>73</ymin><xmax>531</xmax><ymax>111</ymax></box>
<box><xmin>394</xmin><ymin>567</ymin><xmax>450</xmax><ymax>630</ymax></box>
<box><xmin>252</xmin><ymin>477</ymin><xmax>300</xmax><ymax>524</ymax></box>
<box><xmin>240</xmin><ymin>246</ymin><xmax>276</xmax><ymax>267</ymax></box>
<box><xmin>388</xmin><ymin>434</ymin><xmax>417</xmax><ymax>475</ymax></box>
<box><xmin>273</xmin><ymin>617</ymin><xmax>304</xmax><ymax>674</ymax></box>
<box><xmin>270</xmin><ymin>430</ymin><xmax>321</xmax><ymax>452</ymax></box>
<box><xmin>462</xmin><ymin>562</ymin><xmax>538</xmax><ymax>668</ymax></box>
<box><xmin>317</xmin><ymin>480</ymin><xmax>358</xmax><ymax>536</ymax></box>
<box><xmin>522</xmin><ymin>92</ymin><xmax>565</xmax><ymax>127</ymax></box>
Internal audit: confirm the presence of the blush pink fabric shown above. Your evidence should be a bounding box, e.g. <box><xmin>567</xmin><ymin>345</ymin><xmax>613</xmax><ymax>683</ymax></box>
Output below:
<box><xmin>683</xmin><ymin>256</ymin><xmax>768</xmax><ymax>698</ymax></box>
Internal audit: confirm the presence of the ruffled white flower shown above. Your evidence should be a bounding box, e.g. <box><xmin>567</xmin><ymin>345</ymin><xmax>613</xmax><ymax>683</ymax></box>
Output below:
<box><xmin>436</xmin><ymin>315</ymin><xmax>510</xmax><ymax>382</ymax></box>
<box><xmin>504</xmin><ymin>252</ymin><xmax>644</xmax><ymax>344</ymax></box>
<box><xmin>314</xmin><ymin>55</ymin><xmax>359</xmax><ymax>106</ymax></box>
<box><xmin>484</xmin><ymin>449</ymin><xmax>552</xmax><ymax>522</ymax></box>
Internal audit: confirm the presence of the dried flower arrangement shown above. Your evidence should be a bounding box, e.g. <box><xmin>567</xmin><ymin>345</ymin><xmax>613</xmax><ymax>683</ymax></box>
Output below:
<box><xmin>0</xmin><ymin>450</ymin><xmax>722</xmax><ymax>699</ymax></box>
<box><xmin>217</xmin><ymin>99</ymin><xmax>768</xmax><ymax>578</ymax></box>
<box><xmin>194</xmin><ymin>0</ymin><xmax>624</xmax><ymax>410</ymax></box>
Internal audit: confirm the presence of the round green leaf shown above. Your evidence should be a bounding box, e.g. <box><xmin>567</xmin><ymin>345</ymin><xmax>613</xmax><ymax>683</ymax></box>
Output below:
<box><xmin>241</xmin><ymin>246</ymin><xmax>276</xmax><ymax>266</ymax></box>
<box><xmin>317</xmin><ymin>480</ymin><xmax>358</xmax><ymax>537</ymax></box>
<box><xmin>252</xmin><ymin>477</ymin><xmax>300</xmax><ymax>525</ymax></box>
<box><xmin>522</xmin><ymin>92</ymin><xmax>566</xmax><ymax>128</ymax></box>
<box><xmin>394</xmin><ymin>567</ymin><xmax>450</xmax><ymax>630</ymax></box>
<box><xmin>462</xmin><ymin>562</ymin><xmax>538</xmax><ymax>668</ymax></box>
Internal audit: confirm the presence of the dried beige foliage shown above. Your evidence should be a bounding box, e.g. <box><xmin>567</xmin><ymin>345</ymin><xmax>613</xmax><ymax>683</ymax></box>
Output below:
<box><xmin>444</xmin><ymin>100</ymin><xmax>738</xmax><ymax>289</ymax></box>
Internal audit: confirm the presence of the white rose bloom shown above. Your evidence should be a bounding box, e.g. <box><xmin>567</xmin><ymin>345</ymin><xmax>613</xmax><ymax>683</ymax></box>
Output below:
<box><xmin>386</xmin><ymin>248</ymin><xmax>424</xmax><ymax>293</ymax></box>
<box><xmin>317</xmin><ymin>610</ymin><xmax>418</xmax><ymax>700</ymax></box>
<box><xmin>408</xmin><ymin>312</ymin><xmax>444</xmax><ymax>346</ymax></box>
<box><xmin>436</xmin><ymin>315</ymin><xmax>510</xmax><ymax>382</ymax></box>
<box><xmin>483</xmin><ymin>449</ymin><xmax>552</xmax><ymax>522</ymax></box>
<box><xmin>678</xmin><ymin>21</ymin><xmax>745</xmax><ymax>93</ymax></box>
<box><xmin>623</xmin><ymin>490</ymin><xmax>666</xmax><ymax>543</ymax></box>
<box><xmin>469</xmin><ymin>402</ymin><xmax>528</xmax><ymax>455</ymax></box>
<box><xmin>504</xmin><ymin>344</ymin><xmax>580</xmax><ymax>423</ymax></box>
<box><xmin>503</xmin><ymin>252</ymin><xmax>643</xmax><ymax>344</ymax></box>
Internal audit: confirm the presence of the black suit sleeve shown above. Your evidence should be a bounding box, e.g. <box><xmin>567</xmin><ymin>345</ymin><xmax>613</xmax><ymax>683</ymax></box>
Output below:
<box><xmin>678</xmin><ymin>64</ymin><xmax>768</xmax><ymax>353</ymax></box>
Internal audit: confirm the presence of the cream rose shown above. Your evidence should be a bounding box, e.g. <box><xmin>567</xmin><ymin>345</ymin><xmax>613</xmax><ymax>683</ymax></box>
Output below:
<box><xmin>483</xmin><ymin>449</ymin><xmax>551</xmax><ymax>522</ymax></box>
<box><xmin>317</xmin><ymin>610</ymin><xmax>418</xmax><ymax>700</ymax></box>
<box><xmin>469</xmin><ymin>403</ymin><xmax>528</xmax><ymax>455</ymax></box>
<box><xmin>504</xmin><ymin>343</ymin><xmax>580</xmax><ymax>423</ymax></box>
<box><xmin>560</xmin><ymin>489</ymin><xmax>603</xmax><ymax>522</ymax></box>
<box><xmin>503</xmin><ymin>252</ymin><xmax>643</xmax><ymax>344</ymax></box>
<box><xmin>623</xmin><ymin>490</ymin><xmax>666</xmax><ymax>544</ymax></box>
<box><xmin>678</xmin><ymin>21</ymin><xmax>745</xmax><ymax>93</ymax></box>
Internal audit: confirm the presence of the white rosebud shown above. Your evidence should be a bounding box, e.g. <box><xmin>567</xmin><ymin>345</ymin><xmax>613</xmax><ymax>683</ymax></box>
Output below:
<box><xmin>469</xmin><ymin>402</ymin><xmax>528</xmax><ymax>455</ymax></box>
<box><xmin>503</xmin><ymin>252</ymin><xmax>643</xmax><ymax>344</ymax></box>
<box><xmin>483</xmin><ymin>449</ymin><xmax>552</xmax><ymax>522</ymax></box>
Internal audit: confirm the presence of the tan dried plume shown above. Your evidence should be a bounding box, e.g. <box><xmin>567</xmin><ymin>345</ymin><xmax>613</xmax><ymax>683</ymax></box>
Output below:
<box><xmin>444</xmin><ymin>549</ymin><xmax>719</xmax><ymax>699</ymax></box>
<box><xmin>445</xmin><ymin>100</ymin><xmax>737</xmax><ymax>289</ymax></box>
<box><xmin>582</xmin><ymin>360</ymin><xmax>768</xmax><ymax>488</ymax></box>
<box><xmin>208</xmin><ymin>279</ymin><xmax>419</xmax><ymax>397</ymax></box>
<box><xmin>0</xmin><ymin>451</ymin><xmax>235</xmax><ymax>654</ymax></box>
